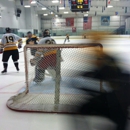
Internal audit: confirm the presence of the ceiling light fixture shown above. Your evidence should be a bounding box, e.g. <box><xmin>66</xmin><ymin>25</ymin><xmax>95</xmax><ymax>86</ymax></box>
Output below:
<box><xmin>107</xmin><ymin>5</ymin><xmax>113</xmax><ymax>8</ymax></box>
<box><xmin>42</xmin><ymin>7</ymin><xmax>47</xmax><ymax>10</ymax></box>
<box><xmin>84</xmin><ymin>14</ymin><xmax>88</xmax><ymax>16</ymax></box>
<box><xmin>51</xmin><ymin>12</ymin><xmax>53</xmax><ymax>14</ymax></box>
<box><xmin>64</xmin><ymin>12</ymin><xmax>69</xmax><ymax>14</ymax></box>
<box><xmin>24</xmin><ymin>5</ymin><xmax>31</xmax><ymax>8</ymax></box>
<box><xmin>59</xmin><ymin>7</ymin><xmax>65</xmax><ymax>10</ymax></box>
<box><xmin>55</xmin><ymin>15</ymin><xmax>58</xmax><ymax>17</ymax></box>
<box><xmin>31</xmin><ymin>0</ymin><xmax>36</xmax><ymax>4</ymax></box>
<box><xmin>52</xmin><ymin>0</ymin><xmax>59</xmax><ymax>3</ymax></box>
<box><xmin>43</xmin><ymin>14</ymin><xmax>48</xmax><ymax>16</ymax></box>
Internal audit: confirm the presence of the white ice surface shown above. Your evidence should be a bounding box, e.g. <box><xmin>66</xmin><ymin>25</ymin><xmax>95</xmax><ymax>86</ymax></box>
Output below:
<box><xmin>0</xmin><ymin>38</ymin><xmax>130</xmax><ymax>130</ymax></box>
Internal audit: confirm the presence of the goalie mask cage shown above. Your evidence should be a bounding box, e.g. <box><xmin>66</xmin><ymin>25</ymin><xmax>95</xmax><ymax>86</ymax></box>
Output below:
<box><xmin>7</xmin><ymin>43</ymin><xmax>103</xmax><ymax>113</ymax></box>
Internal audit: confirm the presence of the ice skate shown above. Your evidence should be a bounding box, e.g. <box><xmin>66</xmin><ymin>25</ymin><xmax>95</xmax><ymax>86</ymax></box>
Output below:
<box><xmin>1</xmin><ymin>70</ymin><xmax>7</xmax><ymax>74</ymax></box>
<box><xmin>16</xmin><ymin>67</ymin><xmax>20</xmax><ymax>72</ymax></box>
<box><xmin>33</xmin><ymin>78</ymin><xmax>44</xmax><ymax>83</ymax></box>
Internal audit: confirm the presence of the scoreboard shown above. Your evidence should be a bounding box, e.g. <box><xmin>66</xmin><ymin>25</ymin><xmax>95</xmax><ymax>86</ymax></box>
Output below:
<box><xmin>70</xmin><ymin>0</ymin><xmax>90</xmax><ymax>12</ymax></box>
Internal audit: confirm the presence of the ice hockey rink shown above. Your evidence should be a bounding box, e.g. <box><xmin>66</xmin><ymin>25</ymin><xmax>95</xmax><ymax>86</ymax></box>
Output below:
<box><xmin>0</xmin><ymin>37</ymin><xmax>130</xmax><ymax>130</ymax></box>
<box><xmin>1</xmin><ymin>0</ymin><xmax>130</xmax><ymax>129</ymax></box>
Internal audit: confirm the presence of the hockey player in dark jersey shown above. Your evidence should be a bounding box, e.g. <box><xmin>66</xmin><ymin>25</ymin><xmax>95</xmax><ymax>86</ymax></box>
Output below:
<box><xmin>26</xmin><ymin>31</ymin><xmax>39</xmax><ymax>56</ymax></box>
<box><xmin>43</xmin><ymin>29</ymin><xmax>50</xmax><ymax>37</ymax></box>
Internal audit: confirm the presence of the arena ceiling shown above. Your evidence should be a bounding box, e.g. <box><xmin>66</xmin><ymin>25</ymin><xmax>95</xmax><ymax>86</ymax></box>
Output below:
<box><xmin>15</xmin><ymin>0</ymin><xmax>130</xmax><ymax>18</ymax></box>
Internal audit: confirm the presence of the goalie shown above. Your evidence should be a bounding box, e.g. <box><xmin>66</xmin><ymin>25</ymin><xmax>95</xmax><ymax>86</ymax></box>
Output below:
<box><xmin>30</xmin><ymin>37</ymin><xmax>57</xmax><ymax>83</ymax></box>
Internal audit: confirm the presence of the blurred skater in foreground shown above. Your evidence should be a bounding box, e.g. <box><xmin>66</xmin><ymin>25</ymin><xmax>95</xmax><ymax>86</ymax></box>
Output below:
<box><xmin>76</xmin><ymin>31</ymin><xmax>130</xmax><ymax>130</ymax></box>
<box><xmin>26</xmin><ymin>31</ymin><xmax>39</xmax><ymax>56</ymax></box>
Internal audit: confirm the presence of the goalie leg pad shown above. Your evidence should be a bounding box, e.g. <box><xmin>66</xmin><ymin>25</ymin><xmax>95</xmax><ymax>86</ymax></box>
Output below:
<box><xmin>33</xmin><ymin>66</ymin><xmax>45</xmax><ymax>82</ymax></box>
<box><xmin>31</xmin><ymin>49</ymin><xmax>37</xmax><ymax>56</ymax></box>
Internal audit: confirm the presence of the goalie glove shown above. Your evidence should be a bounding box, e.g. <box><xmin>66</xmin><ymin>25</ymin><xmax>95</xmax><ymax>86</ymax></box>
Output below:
<box><xmin>30</xmin><ymin>55</ymin><xmax>42</xmax><ymax>66</ymax></box>
<box><xmin>30</xmin><ymin>59</ymin><xmax>37</xmax><ymax>66</ymax></box>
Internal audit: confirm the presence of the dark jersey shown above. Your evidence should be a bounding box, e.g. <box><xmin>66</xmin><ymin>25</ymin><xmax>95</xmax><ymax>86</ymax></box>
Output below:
<box><xmin>43</xmin><ymin>30</ymin><xmax>50</xmax><ymax>37</ymax></box>
<box><xmin>26</xmin><ymin>35</ymin><xmax>38</xmax><ymax>45</ymax></box>
<box><xmin>43</xmin><ymin>33</ymin><xmax>50</xmax><ymax>38</ymax></box>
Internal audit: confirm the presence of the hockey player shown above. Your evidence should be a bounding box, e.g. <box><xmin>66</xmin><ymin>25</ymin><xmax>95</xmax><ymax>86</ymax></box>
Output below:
<box><xmin>75</xmin><ymin>31</ymin><xmax>130</xmax><ymax>130</ymax></box>
<box><xmin>30</xmin><ymin>37</ymin><xmax>57</xmax><ymax>83</ymax></box>
<box><xmin>26</xmin><ymin>31</ymin><xmax>39</xmax><ymax>56</ymax></box>
<box><xmin>0</xmin><ymin>27</ymin><xmax>23</xmax><ymax>74</ymax></box>
<box><xmin>64</xmin><ymin>34</ymin><xmax>70</xmax><ymax>44</ymax></box>
<box><xmin>43</xmin><ymin>29</ymin><xmax>50</xmax><ymax>37</ymax></box>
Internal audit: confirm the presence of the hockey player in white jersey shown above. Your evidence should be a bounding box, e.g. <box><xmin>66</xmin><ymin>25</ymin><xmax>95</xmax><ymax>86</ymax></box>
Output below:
<box><xmin>30</xmin><ymin>37</ymin><xmax>57</xmax><ymax>83</ymax></box>
<box><xmin>0</xmin><ymin>28</ymin><xmax>23</xmax><ymax>74</ymax></box>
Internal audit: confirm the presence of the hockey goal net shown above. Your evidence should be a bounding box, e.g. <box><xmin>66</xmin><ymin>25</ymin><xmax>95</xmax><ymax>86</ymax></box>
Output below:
<box><xmin>7</xmin><ymin>43</ymin><xmax>103</xmax><ymax>113</ymax></box>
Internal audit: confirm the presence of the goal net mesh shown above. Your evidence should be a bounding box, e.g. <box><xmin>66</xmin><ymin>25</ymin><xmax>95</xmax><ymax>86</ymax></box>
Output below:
<box><xmin>7</xmin><ymin>43</ymin><xmax>103</xmax><ymax>113</ymax></box>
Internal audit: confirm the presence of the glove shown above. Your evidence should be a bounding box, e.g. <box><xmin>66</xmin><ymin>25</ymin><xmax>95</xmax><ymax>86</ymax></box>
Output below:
<box><xmin>18</xmin><ymin>43</ymin><xmax>22</xmax><ymax>49</ymax></box>
<box><xmin>0</xmin><ymin>48</ymin><xmax>3</xmax><ymax>54</ymax></box>
<box><xmin>18</xmin><ymin>41</ymin><xmax>22</xmax><ymax>49</ymax></box>
<box><xmin>30</xmin><ymin>59</ymin><xmax>36</xmax><ymax>66</ymax></box>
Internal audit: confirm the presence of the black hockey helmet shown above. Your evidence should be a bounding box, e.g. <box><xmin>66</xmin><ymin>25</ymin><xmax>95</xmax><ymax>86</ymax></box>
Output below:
<box><xmin>5</xmin><ymin>27</ymin><xmax>11</xmax><ymax>32</ymax></box>
<box><xmin>44</xmin><ymin>29</ymin><xmax>49</xmax><ymax>32</ymax></box>
<box><xmin>27</xmin><ymin>31</ymin><xmax>32</xmax><ymax>34</ymax></box>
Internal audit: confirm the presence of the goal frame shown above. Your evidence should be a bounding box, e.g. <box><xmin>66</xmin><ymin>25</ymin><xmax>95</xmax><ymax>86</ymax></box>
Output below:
<box><xmin>7</xmin><ymin>43</ymin><xmax>103</xmax><ymax>113</ymax></box>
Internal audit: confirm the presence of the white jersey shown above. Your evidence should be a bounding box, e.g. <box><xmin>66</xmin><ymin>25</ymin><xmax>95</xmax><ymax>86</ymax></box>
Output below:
<box><xmin>38</xmin><ymin>37</ymin><xmax>56</xmax><ymax>45</ymax></box>
<box><xmin>1</xmin><ymin>33</ymin><xmax>21</xmax><ymax>51</ymax></box>
<box><xmin>31</xmin><ymin>37</ymin><xmax>57</xmax><ymax>64</ymax></box>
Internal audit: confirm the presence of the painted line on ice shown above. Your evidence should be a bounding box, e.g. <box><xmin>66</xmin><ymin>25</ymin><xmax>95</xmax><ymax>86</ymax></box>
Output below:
<box><xmin>0</xmin><ymin>80</ymin><xmax>25</xmax><ymax>90</ymax></box>
<box><xmin>0</xmin><ymin>92</ymin><xmax>17</xmax><ymax>94</ymax></box>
